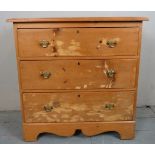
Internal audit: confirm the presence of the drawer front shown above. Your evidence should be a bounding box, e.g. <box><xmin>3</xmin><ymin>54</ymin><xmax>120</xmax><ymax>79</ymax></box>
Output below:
<box><xmin>18</xmin><ymin>28</ymin><xmax>139</xmax><ymax>57</ymax></box>
<box><xmin>20</xmin><ymin>59</ymin><xmax>137</xmax><ymax>90</ymax></box>
<box><xmin>23</xmin><ymin>92</ymin><xmax>134</xmax><ymax>123</ymax></box>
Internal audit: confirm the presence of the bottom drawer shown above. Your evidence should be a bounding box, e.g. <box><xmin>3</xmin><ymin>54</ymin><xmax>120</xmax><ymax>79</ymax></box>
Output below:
<box><xmin>23</xmin><ymin>91</ymin><xmax>135</xmax><ymax>123</ymax></box>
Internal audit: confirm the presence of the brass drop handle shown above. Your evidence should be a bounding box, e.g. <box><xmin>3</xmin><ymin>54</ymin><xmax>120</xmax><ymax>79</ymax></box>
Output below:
<box><xmin>40</xmin><ymin>71</ymin><xmax>51</xmax><ymax>79</ymax></box>
<box><xmin>106</xmin><ymin>40</ymin><xmax>117</xmax><ymax>48</ymax></box>
<box><xmin>105</xmin><ymin>104</ymin><xmax>115</xmax><ymax>110</ymax></box>
<box><xmin>39</xmin><ymin>40</ymin><xmax>50</xmax><ymax>48</ymax></box>
<box><xmin>106</xmin><ymin>69</ymin><xmax>116</xmax><ymax>79</ymax></box>
<box><xmin>44</xmin><ymin>105</ymin><xmax>53</xmax><ymax>112</ymax></box>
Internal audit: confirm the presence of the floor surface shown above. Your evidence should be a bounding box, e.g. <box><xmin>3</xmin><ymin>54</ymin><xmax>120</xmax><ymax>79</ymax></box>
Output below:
<box><xmin>0</xmin><ymin>106</ymin><xmax>155</xmax><ymax>144</ymax></box>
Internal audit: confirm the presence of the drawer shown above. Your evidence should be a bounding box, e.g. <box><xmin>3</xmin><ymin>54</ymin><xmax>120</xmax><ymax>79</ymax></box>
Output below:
<box><xmin>18</xmin><ymin>28</ymin><xmax>139</xmax><ymax>57</ymax></box>
<box><xmin>23</xmin><ymin>91</ymin><xmax>134</xmax><ymax>123</ymax></box>
<box><xmin>20</xmin><ymin>59</ymin><xmax>137</xmax><ymax>90</ymax></box>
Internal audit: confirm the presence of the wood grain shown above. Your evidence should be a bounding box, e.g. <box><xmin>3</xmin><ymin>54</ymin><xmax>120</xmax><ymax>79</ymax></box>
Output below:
<box><xmin>15</xmin><ymin>22</ymin><xmax>141</xmax><ymax>29</ymax></box>
<box><xmin>7</xmin><ymin>17</ymin><xmax>148</xmax><ymax>23</ymax></box>
<box><xmin>23</xmin><ymin>91</ymin><xmax>135</xmax><ymax>123</ymax></box>
<box><xmin>23</xmin><ymin>121</ymin><xmax>135</xmax><ymax>141</ymax></box>
<box><xmin>20</xmin><ymin>59</ymin><xmax>137</xmax><ymax>90</ymax></box>
<box><xmin>18</xmin><ymin>28</ymin><xmax>139</xmax><ymax>57</ymax></box>
<box><xmin>9</xmin><ymin>17</ymin><xmax>148</xmax><ymax>141</ymax></box>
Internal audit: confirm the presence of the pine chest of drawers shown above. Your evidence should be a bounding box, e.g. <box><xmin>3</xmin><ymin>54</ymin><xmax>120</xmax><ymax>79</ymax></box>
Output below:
<box><xmin>8</xmin><ymin>17</ymin><xmax>148</xmax><ymax>141</ymax></box>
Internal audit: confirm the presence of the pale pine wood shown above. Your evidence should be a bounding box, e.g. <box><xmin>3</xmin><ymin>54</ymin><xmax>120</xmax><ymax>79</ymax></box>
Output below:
<box><xmin>13</xmin><ymin>24</ymin><xmax>26</xmax><ymax>122</ymax></box>
<box><xmin>23</xmin><ymin>91</ymin><xmax>135</xmax><ymax>123</ymax></box>
<box><xmin>15</xmin><ymin>22</ymin><xmax>141</xmax><ymax>29</ymax></box>
<box><xmin>20</xmin><ymin>59</ymin><xmax>137</xmax><ymax>90</ymax></box>
<box><xmin>8</xmin><ymin>17</ymin><xmax>148</xmax><ymax>141</ymax></box>
<box><xmin>23</xmin><ymin>121</ymin><xmax>135</xmax><ymax>141</ymax></box>
<box><xmin>7</xmin><ymin>17</ymin><xmax>148</xmax><ymax>23</ymax></box>
<box><xmin>133</xmin><ymin>25</ymin><xmax>143</xmax><ymax>120</ymax></box>
<box><xmin>21</xmin><ymin>88</ymin><xmax>136</xmax><ymax>93</ymax></box>
<box><xmin>17</xmin><ymin>55</ymin><xmax>139</xmax><ymax>61</ymax></box>
<box><xmin>18</xmin><ymin>28</ymin><xmax>139</xmax><ymax>57</ymax></box>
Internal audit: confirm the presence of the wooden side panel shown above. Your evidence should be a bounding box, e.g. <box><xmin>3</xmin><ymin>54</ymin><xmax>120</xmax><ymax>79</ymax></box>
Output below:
<box><xmin>23</xmin><ymin>91</ymin><xmax>135</xmax><ymax>123</ymax></box>
<box><xmin>20</xmin><ymin>59</ymin><xmax>137</xmax><ymax>90</ymax></box>
<box><xmin>18</xmin><ymin>28</ymin><xmax>139</xmax><ymax>57</ymax></box>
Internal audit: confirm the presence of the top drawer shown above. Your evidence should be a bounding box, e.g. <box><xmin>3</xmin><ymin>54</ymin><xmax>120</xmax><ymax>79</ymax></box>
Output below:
<box><xmin>17</xmin><ymin>28</ymin><xmax>139</xmax><ymax>57</ymax></box>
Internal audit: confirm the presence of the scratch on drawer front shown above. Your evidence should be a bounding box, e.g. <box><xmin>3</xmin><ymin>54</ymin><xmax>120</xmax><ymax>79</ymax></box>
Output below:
<box><xmin>96</xmin><ymin>65</ymin><xmax>102</xmax><ymax>68</ymax></box>
<box><xmin>100</xmin><ymin>84</ymin><xmax>106</xmax><ymax>88</ymax></box>
<box><xmin>103</xmin><ymin>61</ymin><xmax>114</xmax><ymax>88</ymax></box>
<box><xmin>83</xmin><ymin>84</ymin><xmax>87</xmax><ymax>88</ymax></box>
<box><xmin>75</xmin><ymin>86</ymin><xmax>81</xmax><ymax>89</ymax></box>
<box><xmin>104</xmin><ymin>61</ymin><xmax>109</xmax><ymax>70</ymax></box>
<box><xmin>108</xmin><ymin>80</ymin><xmax>113</xmax><ymax>88</ymax></box>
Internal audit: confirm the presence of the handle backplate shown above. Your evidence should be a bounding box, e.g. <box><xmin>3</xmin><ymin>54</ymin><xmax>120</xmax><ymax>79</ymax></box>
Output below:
<box><xmin>44</xmin><ymin>105</ymin><xmax>53</xmax><ymax>112</ymax></box>
<box><xmin>106</xmin><ymin>69</ymin><xmax>116</xmax><ymax>79</ymax></box>
<box><xmin>105</xmin><ymin>104</ymin><xmax>115</xmax><ymax>110</ymax></box>
<box><xmin>40</xmin><ymin>71</ymin><xmax>51</xmax><ymax>79</ymax></box>
<box><xmin>39</xmin><ymin>40</ymin><xmax>50</xmax><ymax>48</ymax></box>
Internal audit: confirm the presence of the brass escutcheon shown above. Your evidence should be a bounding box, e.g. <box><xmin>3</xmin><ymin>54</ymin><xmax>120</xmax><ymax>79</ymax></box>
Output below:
<box><xmin>43</xmin><ymin>105</ymin><xmax>53</xmax><ymax>112</ymax></box>
<box><xmin>39</xmin><ymin>40</ymin><xmax>50</xmax><ymax>48</ymax></box>
<box><xmin>106</xmin><ymin>69</ymin><xmax>116</xmax><ymax>79</ymax></box>
<box><xmin>106</xmin><ymin>40</ymin><xmax>117</xmax><ymax>48</ymax></box>
<box><xmin>40</xmin><ymin>71</ymin><xmax>51</xmax><ymax>79</ymax></box>
<box><xmin>105</xmin><ymin>104</ymin><xmax>115</xmax><ymax>110</ymax></box>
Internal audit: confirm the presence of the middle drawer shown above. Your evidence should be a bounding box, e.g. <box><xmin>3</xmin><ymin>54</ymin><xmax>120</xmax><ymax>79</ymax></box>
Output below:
<box><xmin>20</xmin><ymin>59</ymin><xmax>137</xmax><ymax>90</ymax></box>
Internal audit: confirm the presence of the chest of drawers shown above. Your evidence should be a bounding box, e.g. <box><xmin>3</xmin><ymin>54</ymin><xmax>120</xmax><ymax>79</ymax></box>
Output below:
<box><xmin>8</xmin><ymin>17</ymin><xmax>148</xmax><ymax>141</ymax></box>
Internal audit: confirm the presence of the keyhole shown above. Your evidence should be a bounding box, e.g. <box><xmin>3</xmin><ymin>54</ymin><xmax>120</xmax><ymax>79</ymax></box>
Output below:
<box><xmin>76</xmin><ymin>30</ymin><xmax>80</xmax><ymax>34</ymax></box>
<box><xmin>77</xmin><ymin>62</ymin><xmax>80</xmax><ymax>65</ymax></box>
<box><xmin>99</xmin><ymin>40</ymin><xmax>102</xmax><ymax>43</ymax></box>
<box><xmin>77</xmin><ymin>94</ymin><xmax>81</xmax><ymax>98</ymax></box>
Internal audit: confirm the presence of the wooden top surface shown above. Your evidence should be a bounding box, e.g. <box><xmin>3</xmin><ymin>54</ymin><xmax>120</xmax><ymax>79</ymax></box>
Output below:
<box><xmin>7</xmin><ymin>17</ymin><xmax>149</xmax><ymax>23</ymax></box>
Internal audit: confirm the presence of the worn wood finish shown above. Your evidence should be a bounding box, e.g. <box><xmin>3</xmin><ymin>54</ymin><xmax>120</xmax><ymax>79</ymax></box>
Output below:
<box><xmin>18</xmin><ymin>56</ymin><xmax>139</xmax><ymax>61</ymax></box>
<box><xmin>16</xmin><ymin>22</ymin><xmax>141</xmax><ymax>29</ymax></box>
<box><xmin>20</xmin><ymin>59</ymin><xmax>137</xmax><ymax>90</ymax></box>
<box><xmin>18</xmin><ymin>28</ymin><xmax>139</xmax><ymax>57</ymax></box>
<box><xmin>8</xmin><ymin>17</ymin><xmax>148</xmax><ymax>141</ymax></box>
<box><xmin>23</xmin><ymin>121</ymin><xmax>135</xmax><ymax>141</ymax></box>
<box><xmin>23</xmin><ymin>91</ymin><xmax>135</xmax><ymax>123</ymax></box>
<box><xmin>7</xmin><ymin>17</ymin><xmax>148</xmax><ymax>22</ymax></box>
